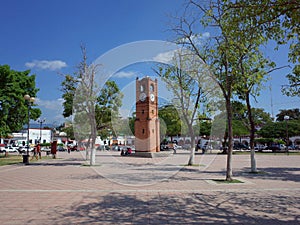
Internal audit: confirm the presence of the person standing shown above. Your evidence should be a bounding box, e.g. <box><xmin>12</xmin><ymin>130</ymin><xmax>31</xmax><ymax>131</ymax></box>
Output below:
<box><xmin>51</xmin><ymin>141</ymin><xmax>57</xmax><ymax>159</ymax></box>
<box><xmin>36</xmin><ymin>143</ymin><xmax>41</xmax><ymax>159</ymax></box>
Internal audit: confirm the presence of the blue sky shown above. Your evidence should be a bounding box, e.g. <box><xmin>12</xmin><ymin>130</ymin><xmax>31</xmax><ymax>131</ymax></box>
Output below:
<box><xmin>1</xmin><ymin>0</ymin><xmax>299</xmax><ymax>125</ymax></box>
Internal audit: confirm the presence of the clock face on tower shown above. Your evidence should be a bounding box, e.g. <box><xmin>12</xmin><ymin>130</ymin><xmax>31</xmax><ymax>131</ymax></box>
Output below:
<box><xmin>139</xmin><ymin>92</ymin><xmax>146</xmax><ymax>102</ymax></box>
<box><xmin>150</xmin><ymin>93</ymin><xmax>155</xmax><ymax>102</ymax></box>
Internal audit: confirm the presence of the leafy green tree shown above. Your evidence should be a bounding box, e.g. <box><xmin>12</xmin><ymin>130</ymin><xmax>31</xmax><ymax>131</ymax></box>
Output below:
<box><xmin>258</xmin><ymin>120</ymin><xmax>300</xmax><ymax>139</ymax></box>
<box><xmin>172</xmin><ymin>0</ymin><xmax>248</xmax><ymax>179</ymax></box>
<box><xmin>276</xmin><ymin>108</ymin><xmax>300</xmax><ymax>121</ymax></box>
<box><xmin>172</xmin><ymin>0</ymin><xmax>290</xmax><ymax>178</ymax></box>
<box><xmin>282</xmin><ymin>66</ymin><xmax>300</xmax><ymax>97</ymax></box>
<box><xmin>217</xmin><ymin>101</ymin><xmax>272</xmax><ymax>144</ymax></box>
<box><xmin>98</xmin><ymin>80</ymin><xmax>123</xmax><ymax>138</ymax></box>
<box><xmin>252</xmin><ymin>108</ymin><xmax>273</xmax><ymax>126</ymax></box>
<box><xmin>227</xmin><ymin>0</ymin><xmax>300</xmax><ymax>96</ymax></box>
<box><xmin>194</xmin><ymin>119</ymin><xmax>211</xmax><ymax>137</ymax></box>
<box><xmin>158</xmin><ymin>104</ymin><xmax>182</xmax><ymax>138</ymax></box>
<box><xmin>61</xmin><ymin>75</ymin><xmax>79</xmax><ymax>118</ymax></box>
<box><xmin>0</xmin><ymin>65</ymin><xmax>41</xmax><ymax>136</ymax></box>
<box><xmin>61</xmin><ymin>124</ymin><xmax>75</xmax><ymax>140</ymax></box>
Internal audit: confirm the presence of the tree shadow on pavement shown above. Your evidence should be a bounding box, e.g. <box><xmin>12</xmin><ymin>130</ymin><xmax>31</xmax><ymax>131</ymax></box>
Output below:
<box><xmin>239</xmin><ymin>167</ymin><xmax>300</xmax><ymax>183</ymax></box>
<box><xmin>50</xmin><ymin>191</ymin><xmax>300</xmax><ymax>225</ymax></box>
<box><xmin>29</xmin><ymin>161</ymin><xmax>83</xmax><ymax>167</ymax></box>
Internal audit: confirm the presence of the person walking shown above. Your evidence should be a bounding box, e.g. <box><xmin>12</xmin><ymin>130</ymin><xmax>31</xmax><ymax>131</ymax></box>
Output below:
<box><xmin>173</xmin><ymin>143</ymin><xmax>177</xmax><ymax>154</ymax></box>
<box><xmin>31</xmin><ymin>144</ymin><xmax>38</xmax><ymax>160</ymax></box>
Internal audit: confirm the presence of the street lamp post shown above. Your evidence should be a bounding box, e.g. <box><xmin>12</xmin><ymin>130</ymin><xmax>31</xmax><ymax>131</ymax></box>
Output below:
<box><xmin>23</xmin><ymin>94</ymin><xmax>35</xmax><ymax>165</ymax></box>
<box><xmin>37</xmin><ymin>118</ymin><xmax>46</xmax><ymax>143</ymax></box>
<box><xmin>284</xmin><ymin>115</ymin><xmax>290</xmax><ymax>155</ymax></box>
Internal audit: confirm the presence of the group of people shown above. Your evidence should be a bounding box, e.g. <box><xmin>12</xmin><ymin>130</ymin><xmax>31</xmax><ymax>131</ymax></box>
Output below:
<box><xmin>31</xmin><ymin>140</ymin><xmax>58</xmax><ymax>160</ymax></box>
<box><xmin>31</xmin><ymin>143</ymin><xmax>41</xmax><ymax>160</ymax></box>
<box><xmin>120</xmin><ymin>147</ymin><xmax>132</xmax><ymax>156</ymax></box>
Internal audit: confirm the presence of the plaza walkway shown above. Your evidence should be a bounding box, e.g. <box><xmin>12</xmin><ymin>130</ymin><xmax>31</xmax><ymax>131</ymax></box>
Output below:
<box><xmin>0</xmin><ymin>150</ymin><xmax>299</xmax><ymax>224</ymax></box>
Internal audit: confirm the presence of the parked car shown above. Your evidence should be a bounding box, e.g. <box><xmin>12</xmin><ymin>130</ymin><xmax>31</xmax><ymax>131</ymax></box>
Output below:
<box><xmin>111</xmin><ymin>145</ymin><xmax>119</xmax><ymax>151</ymax></box>
<box><xmin>160</xmin><ymin>141</ymin><xmax>168</xmax><ymax>151</ymax></box>
<box><xmin>18</xmin><ymin>146</ymin><xmax>34</xmax><ymax>154</ymax></box>
<box><xmin>182</xmin><ymin>144</ymin><xmax>191</xmax><ymax>150</ymax></box>
<box><xmin>233</xmin><ymin>143</ymin><xmax>250</xmax><ymax>150</ymax></box>
<box><xmin>267</xmin><ymin>144</ymin><xmax>286</xmax><ymax>152</ymax></box>
<box><xmin>57</xmin><ymin>146</ymin><xmax>67</xmax><ymax>151</ymax></box>
<box><xmin>0</xmin><ymin>144</ymin><xmax>6</xmax><ymax>152</ymax></box>
<box><xmin>254</xmin><ymin>144</ymin><xmax>266</xmax><ymax>152</ymax></box>
<box><xmin>1</xmin><ymin>146</ymin><xmax>19</xmax><ymax>153</ymax></box>
<box><xmin>288</xmin><ymin>145</ymin><xmax>297</xmax><ymax>150</ymax></box>
<box><xmin>97</xmin><ymin>145</ymin><xmax>110</xmax><ymax>151</ymax></box>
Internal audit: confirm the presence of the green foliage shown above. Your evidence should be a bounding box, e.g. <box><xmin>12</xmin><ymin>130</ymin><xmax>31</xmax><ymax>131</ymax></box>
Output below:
<box><xmin>227</xmin><ymin>0</ymin><xmax>300</xmax><ymax>96</ymax></box>
<box><xmin>158</xmin><ymin>104</ymin><xmax>182</xmax><ymax>137</ymax></box>
<box><xmin>255</xmin><ymin>138</ymin><xmax>285</xmax><ymax>145</ymax></box>
<box><xmin>276</xmin><ymin>108</ymin><xmax>300</xmax><ymax>121</ymax></box>
<box><xmin>0</xmin><ymin>65</ymin><xmax>41</xmax><ymax>136</ymax></box>
<box><xmin>61</xmin><ymin>125</ymin><xmax>75</xmax><ymax>140</ymax></box>
<box><xmin>61</xmin><ymin>75</ymin><xmax>79</xmax><ymax>118</ymax></box>
<box><xmin>0</xmin><ymin>155</ymin><xmax>22</xmax><ymax>166</ymax></box>
<box><xmin>252</xmin><ymin>108</ymin><xmax>273</xmax><ymax>126</ymax></box>
<box><xmin>230</xmin><ymin>101</ymin><xmax>272</xmax><ymax>136</ymax></box>
<box><xmin>97</xmin><ymin>80</ymin><xmax>123</xmax><ymax>139</ymax></box>
<box><xmin>282</xmin><ymin>65</ymin><xmax>300</xmax><ymax>97</ymax></box>
<box><xmin>194</xmin><ymin>120</ymin><xmax>211</xmax><ymax>137</ymax></box>
<box><xmin>257</xmin><ymin>120</ymin><xmax>300</xmax><ymax>138</ymax></box>
<box><xmin>40</xmin><ymin>143</ymin><xmax>51</xmax><ymax>147</ymax></box>
<box><xmin>232</xmin><ymin>119</ymin><xmax>249</xmax><ymax>136</ymax></box>
<box><xmin>60</xmin><ymin>48</ymin><xmax>123</xmax><ymax>142</ymax></box>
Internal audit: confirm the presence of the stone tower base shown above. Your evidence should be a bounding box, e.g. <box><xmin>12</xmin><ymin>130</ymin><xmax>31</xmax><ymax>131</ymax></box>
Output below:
<box><xmin>131</xmin><ymin>151</ymin><xmax>171</xmax><ymax>158</ymax></box>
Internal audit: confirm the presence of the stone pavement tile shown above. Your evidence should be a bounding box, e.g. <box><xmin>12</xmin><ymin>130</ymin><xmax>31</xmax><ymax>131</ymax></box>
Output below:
<box><xmin>1</xmin><ymin>152</ymin><xmax>300</xmax><ymax>224</ymax></box>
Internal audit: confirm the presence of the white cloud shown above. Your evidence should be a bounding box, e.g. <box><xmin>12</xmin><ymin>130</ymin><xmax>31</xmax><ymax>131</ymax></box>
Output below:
<box><xmin>35</xmin><ymin>98</ymin><xmax>65</xmax><ymax>124</ymax></box>
<box><xmin>202</xmin><ymin>32</ymin><xmax>210</xmax><ymax>38</ymax></box>
<box><xmin>152</xmin><ymin>32</ymin><xmax>210</xmax><ymax>64</ymax></box>
<box><xmin>178</xmin><ymin>32</ymin><xmax>211</xmax><ymax>46</ymax></box>
<box><xmin>25</xmin><ymin>60</ymin><xmax>67</xmax><ymax>70</ymax></box>
<box><xmin>152</xmin><ymin>50</ymin><xmax>177</xmax><ymax>64</ymax></box>
<box><xmin>113</xmin><ymin>71</ymin><xmax>138</xmax><ymax>78</ymax></box>
<box><xmin>35</xmin><ymin>98</ymin><xmax>64</xmax><ymax>111</ymax></box>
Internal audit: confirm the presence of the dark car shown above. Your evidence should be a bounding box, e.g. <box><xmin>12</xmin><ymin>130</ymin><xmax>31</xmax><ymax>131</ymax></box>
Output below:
<box><xmin>97</xmin><ymin>145</ymin><xmax>110</xmax><ymax>151</ymax></box>
<box><xmin>233</xmin><ymin>143</ymin><xmax>250</xmax><ymax>150</ymax></box>
<box><xmin>267</xmin><ymin>144</ymin><xmax>286</xmax><ymax>152</ymax></box>
<box><xmin>57</xmin><ymin>146</ymin><xmax>67</xmax><ymax>151</ymax></box>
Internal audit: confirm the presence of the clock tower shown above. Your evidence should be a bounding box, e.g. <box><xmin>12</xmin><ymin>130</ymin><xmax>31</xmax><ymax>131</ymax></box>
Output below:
<box><xmin>135</xmin><ymin>76</ymin><xmax>160</xmax><ymax>155</ymax></box>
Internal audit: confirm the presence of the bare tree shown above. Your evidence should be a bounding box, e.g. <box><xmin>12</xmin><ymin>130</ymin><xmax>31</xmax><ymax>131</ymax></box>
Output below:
<box><xmin>73</xmin><ymin>45</ymin><xmax>99</xmax><ymax>165</ymax></box>
<box><xmin>156</xmin><ymin>48</ymin><xmax>224</xmax><ymax>165</ymax></box>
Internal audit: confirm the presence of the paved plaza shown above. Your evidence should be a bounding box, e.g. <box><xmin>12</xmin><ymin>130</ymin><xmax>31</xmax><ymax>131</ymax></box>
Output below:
<box><xmin>0</xmin><ymin>150</ymin><xmax>299</xmax><ymax>224</ymax></box>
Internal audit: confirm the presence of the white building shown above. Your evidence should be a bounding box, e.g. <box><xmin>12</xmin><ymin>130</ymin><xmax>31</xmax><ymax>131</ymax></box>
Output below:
<box><xmin>12</xmin><ymin>128</ymin><xmax>52</xmax><ymax>146</ymax></box>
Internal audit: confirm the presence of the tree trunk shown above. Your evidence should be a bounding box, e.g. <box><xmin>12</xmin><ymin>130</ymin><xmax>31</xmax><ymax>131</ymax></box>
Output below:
<box><xmin>89</xmin><ymin>112</ymin><xmax>97</xmax><ymax>166</ymax></box>
<box><xmin>86</xmin><ymin>139</ymin><xmax>90</xmax><ymax>160</ymax></box>
<box><xmin>246</xmin><ymin>93</ymin><xmax>257</xmax><ymax>172</ymax></box>
<box><xmin>90</xmin><ymin>135</ymin><xmax>96</xmax><ymax>166</ymax></box>
<box><xmin>188</xmin><ymin>126</ymin><xmax>195</xmax><ymax>165</ymax></box>
<box><xmin>90</xmin><ymin>147</ymin><xmax>96</xmax><ymax>165</ymax></box>
<box><xmin>225</xmin><ymin>97</ymin><xmax>233</xmax><ymax>181</ymax></box>
<box><xmin>222</xmin><ymin>132</ymin><xmax>228</xmax><ymax>154</ymax></box>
